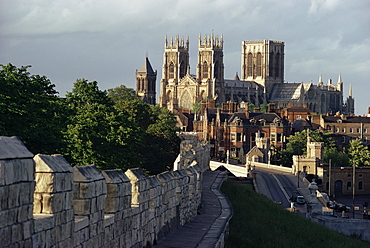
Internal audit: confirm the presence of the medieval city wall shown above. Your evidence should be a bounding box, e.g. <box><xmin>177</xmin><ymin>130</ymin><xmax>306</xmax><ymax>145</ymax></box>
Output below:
<box><xmin>0</xmin><ymin>136</ymin><xmax>210</xmax><ymax>248</ymax></box>
<box><xmin>312</xmin><ymin>215</ymin><xmax>370</xmax><ymax>242</ymax></box>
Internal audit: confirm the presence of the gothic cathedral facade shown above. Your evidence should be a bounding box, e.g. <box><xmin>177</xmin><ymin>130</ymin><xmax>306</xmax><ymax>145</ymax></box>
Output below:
<box><xmin>136</xmin><ymin>34</ymin><xmax>354</xmax><ymax>115</ymax></box>
<box><xmin>158</xmin><ymin>35</ymin><xmax>225</xmax><ymax>111</ymax></box>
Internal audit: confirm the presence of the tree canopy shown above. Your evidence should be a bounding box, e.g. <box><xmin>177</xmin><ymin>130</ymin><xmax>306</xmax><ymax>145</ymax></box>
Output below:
<box><xmin>271</xmin><ymin>129</ymin><xmax>338</xmax><ymax>167</ymax></box>
<box><xmin>347</xmin><ymin>138</ymin><xmax>370</xmax><ymax>167</ymax></box>
<box><xmin>0</xmin><ymin>65</ymin><xmax>180</xmax><ymax>175</ymax></box>
<box><xmin>0</xmin><ymin>63</ymin><xmax>68</xmax><ymax>154</ymax></box>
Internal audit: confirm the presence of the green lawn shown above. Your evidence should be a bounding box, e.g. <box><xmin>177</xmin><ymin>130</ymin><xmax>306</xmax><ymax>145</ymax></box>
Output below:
<box><xmin>221</xmin><ymin>180</ymin><xmax>370</xmax><ymax>248</ymax></box>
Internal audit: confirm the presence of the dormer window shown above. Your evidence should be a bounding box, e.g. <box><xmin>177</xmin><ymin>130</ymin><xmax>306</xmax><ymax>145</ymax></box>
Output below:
<box><xmin>337</xmin><ymin>119</ymin><xmax>342</xmax><ymax>123</ymax></box>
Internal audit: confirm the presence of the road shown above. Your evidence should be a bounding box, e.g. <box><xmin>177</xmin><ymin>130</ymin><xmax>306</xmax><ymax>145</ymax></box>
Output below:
<box><xmin>255</xmin><ymin>167</ymin><xmax>307</xmax><ymax>214</ymax></box>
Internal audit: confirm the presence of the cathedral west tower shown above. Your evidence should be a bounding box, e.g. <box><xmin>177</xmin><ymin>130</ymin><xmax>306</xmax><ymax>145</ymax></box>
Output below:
<box><xmin>159</xmin><ymin>35</ymin><xmax>190</xmax><ymax>109</ymax></box>
<box><xmin>196</xmin><ymin>34</ymin><xmax>225</xmax><ymax>103</ymax></box>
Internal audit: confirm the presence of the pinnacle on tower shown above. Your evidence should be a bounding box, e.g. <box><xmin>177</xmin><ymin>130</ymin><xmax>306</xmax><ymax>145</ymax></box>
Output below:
<box><xmin>349</xmin><ymin>83</ymin><xmax>352</xmax><ymax>97</ymax></box>
<box><xmin>338</xmin><ymin>73</ymin><xmax>342</xmax><ymax>83</ymax></box>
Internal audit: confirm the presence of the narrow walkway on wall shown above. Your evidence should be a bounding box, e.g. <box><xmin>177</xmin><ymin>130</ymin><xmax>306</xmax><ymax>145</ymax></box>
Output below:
<box><xmin>154</xmin><ymin>170</ymin><xmax>232</xmax><ymax>248</ymax></box>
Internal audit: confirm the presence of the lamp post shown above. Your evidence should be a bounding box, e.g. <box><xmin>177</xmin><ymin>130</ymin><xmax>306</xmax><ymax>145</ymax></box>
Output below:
<box><xmin>328</xmin><ymin>159</ymin><xmax>332</xmax><ymax>197</ymax></box>
<box><xmin>353</xmin><ymin>164</ymin><xmax>356</xmax><ymax>219</ymax></box>
<box><xmin>297</xmin><ymin>171</ymin><xmax>300</xmax><ymax>188</ymax></box>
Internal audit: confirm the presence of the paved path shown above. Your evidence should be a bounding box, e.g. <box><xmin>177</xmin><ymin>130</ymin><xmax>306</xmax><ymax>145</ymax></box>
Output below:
<box><xmin>154</xmin><ymin>170</ymin><xmax>232</xmax><ymax>248</ymax></box>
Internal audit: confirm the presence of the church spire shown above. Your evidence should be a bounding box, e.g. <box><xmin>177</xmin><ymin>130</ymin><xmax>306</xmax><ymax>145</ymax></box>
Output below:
<box><xmin>349</xmin><ymin>83</ymin><xmax>353</xmax><ymax>97</ymax></box>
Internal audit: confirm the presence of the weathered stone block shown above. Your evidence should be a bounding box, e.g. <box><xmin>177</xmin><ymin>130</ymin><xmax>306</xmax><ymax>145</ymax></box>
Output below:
<box><xmin>0</xmin><ymin>225</ymin><xmax>11</xmax><ymax>247</ymax></box>
<box><xmin>0</xmin><ymin>185</ymin><xmax>9</xmax><ymax>210</ymax></box>
<box><xmin>65</xmin><ymin>191</ymin><xmax>73</xmax><ymax>210</ymax></box>
<box><xmin>74</xmin><ymin>216</ymin><xmax>89</xmax><ymax>232</ymax></box>
<box><xmin>8</xmin><ymin>183</ymin><xmax>20</xmax><ymax>208</ymax></box>
<box><xmin>34</xmin><ymin>154</ymin><xmax>72</xmax><ymax>173</ymax></box>
<box><xmin>41</xmin><ymin>193</ymin><xmax>53</xmax><ymax>214</ymax></box>
<box><xmin>95</xmin><ymin>180</ymin><xmax>105</xmax><ymax>196</ymax></box>
<box><xmin>19</xmin><ymin>182</ymin><xmax>33</xmax><ymax>205</ymax></box>
<box><xmin>79</xmin><ymin>182</ymin><xmax>95</xmax><ymax>199</ymax></box>
<box><xmin>17</xmin><ymin>204</ymin><xmax>32</xmax><ymax>222</ymax></box>
<box><xmin>97</xmin><ymin>195</ymin><xmax>105</xmax><ymax>211</ymax></box>
<box><xmin>73</xmin><ymin>182</ymin><xmax>80</xmax><ymax>199</ymax></box>
<box><xmin>33</xmin><ymin>214</ymin><xmax>54</xmax><ymax>232</ymax></box>
<box><xmin>34</xmin><ymin>172</ymin><xmax>54</xmax><ymax>193</ymax></box>
<box><xmin>73</xmin><ymin>199</ymin><xmax>91</xmax><ymax>216</ymax></box>
<box><xmin>73</xmin><ymin>165</ymin><xmax>104</xmax><ymax>183</ymax></box>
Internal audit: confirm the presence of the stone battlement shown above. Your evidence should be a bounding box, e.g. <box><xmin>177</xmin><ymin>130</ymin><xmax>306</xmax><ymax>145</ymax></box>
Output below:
<box><xmin>0</xmin><ymin>136</ymin><xmax>210</xmax><ymax>248</ymax></box>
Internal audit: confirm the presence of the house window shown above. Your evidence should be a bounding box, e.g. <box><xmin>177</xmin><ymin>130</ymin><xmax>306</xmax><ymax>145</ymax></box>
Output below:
<box><xmin>364</xmin><ymin>129</ymin><xmax>368</xmax><ymax>133</ymax></box>
<box><xmin>347</xmin><ymin>181</ymin><xmax>351</xmax><ymax>190</ymax></box>
<box><xmin>359</xmin><ymin>181</ymin><xmax>363</xmax><ymax>190</ymax></box>
<box><xmin>350</xmin><ymin>128</ymin><xmax>353</xmax><ymax>133</ymax></box>
<box><xmin>357</xmin><ymin>128</ymin><xmax>360</xmax><ymax>133</ymax></box>
<box><xmin>342</xmin><ymin>128</ymin><xmax>346</xmax><ymax>133</ymax></box>
<box><xmin>335</xmin><ymin>127</ymin><xmax>339</xmax><ymax>133</ymax></box>
<box><xmin>231</xmin><ymin>133</ymin><xmax>236</xmax><ymax>142</ymax></box>
<box><xmin>342</xmin><ymin>136</ymin><xmax>346</xmax><ymax>143</ymax></box>
<box><xmin>297</xmin><ymin>115</ymin><xmax>302</xmax><ymax>120</ymax></box>
<box><xmin>237</xmin><ymin>133</ymin><xmax>242</xmax><ymax>142</ymax></box>
<box><xmin>277</xmin><ymin>133</ymin><xmax>282</xmax><ymax>142</ymax></box>
<box><xmin>271</xmin><ymin>133</ymin><xmax>276</xmax><ymax>142</ymax></box>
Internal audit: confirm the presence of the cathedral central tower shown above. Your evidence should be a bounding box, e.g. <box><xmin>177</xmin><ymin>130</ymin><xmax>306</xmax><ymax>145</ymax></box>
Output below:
<box><xmin>241</xmin><ymin>40</ymin><xmax>284</xmax><ymax>97</ymax></box>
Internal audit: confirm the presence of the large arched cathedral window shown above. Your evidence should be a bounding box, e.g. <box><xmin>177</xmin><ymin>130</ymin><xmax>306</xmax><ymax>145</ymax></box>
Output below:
<box><xmin>202</xmin><ymin>61</ymin><xmax>208</xmax><ymax>79</ymax></box>
<box><xmin>257</xmin><ymin>53</ymin><xmax>262</xmax><ymax>77</ymax></box>
<box><xmin>275</xmin><ymin>52</ymin><xmax>280</xmax><ymax>79</ymax></box>
<box><xmin>214</xmin><ymin>61</ymin><xmax>219</xmax><ymax>79</ymax></box>
<box><xmin>247</xmin><ymin>53</ymin><xmax>253</xmax><ymax>77</ymax></box>
<box><xmin>169</xmin><ymin>62</ymin><xmax>175</xmax><ymax>79</ymax></box>
<box><xmin>179</xmin><ymin>61</ymin><xmax>186</xmax><ymax>78</ymax></box>
<box><xmin>269</xmin><ymin>52</ymin><xmax>274</xmax><ymax>78</ymax></box>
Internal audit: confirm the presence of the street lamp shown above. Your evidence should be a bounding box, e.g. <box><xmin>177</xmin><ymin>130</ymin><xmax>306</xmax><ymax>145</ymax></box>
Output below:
<box><xmin>353</xmin><ymin>164</ymin><xmax>356</xmax><ymax>219</ymax></box>
<box><xmin>328</xmin><ymin>159</ymin><xmax>332</xmax><ymax>197</ymax></box>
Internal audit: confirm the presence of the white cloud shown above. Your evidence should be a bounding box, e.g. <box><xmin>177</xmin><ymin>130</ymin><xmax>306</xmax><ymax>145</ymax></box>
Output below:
<box><xmin>0</xmin><ymin>0</ymin><xmax>369</xmax><ymax>114</ymax></box>
<box><xmin>308</xmin><ymin>0</ymin><xmax>341</xmax><ymax>15</ymax></box>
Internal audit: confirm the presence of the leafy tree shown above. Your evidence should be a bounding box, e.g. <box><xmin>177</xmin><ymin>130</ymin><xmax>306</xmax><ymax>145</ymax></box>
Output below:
<box><xmin>143</xmin><ymin>105</ymin><xmax>180</xmax><ymax>174</ymax></box>
<box><xmin>66</xmin><ymin>79</ymin><xmax>113</xmax><ymax>107</ymax></box>
<box><xmin>279</xmin><ymin>129</ymin><xmax>337</xmax><ymax>167</ymax></box>
<box><xmin>107</xmin><ymin>85</ymin><xmax>138</xmax><ymax>103</ymax></box>
<box><xmin>64</xmin><ymin>79</ymin><xmax>143</xmax><ymax>170</ymax></box>
<box><xmin>324</xmin><ymin>147</ymin><xmax>349</xmax><ymax>167</ymax></box>
<box><xmin>107</xmin><ymin>85</ymin><xmax>181</xmax><ymax>174</ymax></box>
<box><xmin>260</xmin><ymin>104</ymin><xmax>268</xmax><ymax>113</ymax></box>
<box><xmin>347</xmin><ymin>138</ymin><xmax>370</xmax><ymax>167</ymax></box>
<box><xmin>248</xmin><ymin>103</ymin><xmax>255</xmax><ymax>112</ymax></box>
<box><xmin>286</xmin><ymin>129</ymin><xmax>336</xmax><ymax>156</ymax></box>
<box><xmin>0</xmin><ymin>63</ymin><xmax>68</xmax><ymax>154</ymax></box>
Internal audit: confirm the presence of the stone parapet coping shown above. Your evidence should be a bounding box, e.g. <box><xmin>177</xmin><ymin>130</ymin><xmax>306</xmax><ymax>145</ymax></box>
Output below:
<box><xmin>197</xmin><ymin>171</ymin><xmax>233</xmax><ymax>248</ymax></box>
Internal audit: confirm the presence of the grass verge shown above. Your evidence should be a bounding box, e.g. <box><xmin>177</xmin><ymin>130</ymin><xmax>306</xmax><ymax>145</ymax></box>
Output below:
<box><xmin>221</xmin><ymin>180</ymin><xmax>370</xmax><ymax>248</ymax></box>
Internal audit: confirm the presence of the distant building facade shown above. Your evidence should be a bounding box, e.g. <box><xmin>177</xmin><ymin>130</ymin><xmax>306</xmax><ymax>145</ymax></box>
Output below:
<box><xmin>311</xmin><ymin>114</ymin><xmax>370</xmax><ymax>150</ymax></box>
<box><xmin>156</xmin><ymin>34</ymin><xmax>354</xmax><ymax>115</ymax></box>
<box><xmin>192</xmin><ymin>101</ymin><xmax>290</xmax><ymax>160</ymax></box>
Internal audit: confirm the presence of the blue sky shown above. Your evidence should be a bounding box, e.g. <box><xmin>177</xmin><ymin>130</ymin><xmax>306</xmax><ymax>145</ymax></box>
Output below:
<box><xmin>1</xmin><ymin>0</ymin><xmax>369</xmax><ymax>114</ymax></box>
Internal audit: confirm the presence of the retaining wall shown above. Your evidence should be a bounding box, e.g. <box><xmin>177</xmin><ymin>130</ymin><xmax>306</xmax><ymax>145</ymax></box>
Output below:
<box><xmin>0</xmin><ymin>136</ymin><xmax>207</xmax><ymax>248</ymax></box>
